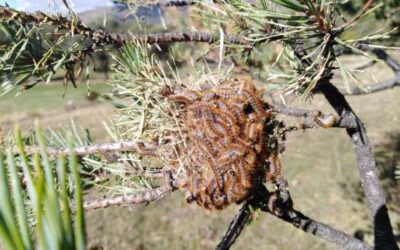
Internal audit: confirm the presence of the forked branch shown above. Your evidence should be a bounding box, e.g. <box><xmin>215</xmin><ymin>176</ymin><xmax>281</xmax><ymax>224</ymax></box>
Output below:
<box><xmin>350</xmin><ymin>45</ymin><xmax>400</xmax><ymax>95</ymax></box>
<box><xmin>316</xmin><ymin>81</ymin><xmax>399</xmax><ymax>250</ymax></box>
<box><xmin>217</xmin><ymin>184</ymin><xmax>371</xmax><ymax>250</ymax></box>
<box><xmin>337</xmin><ymin>44</ymin><xmax>400</xmax><ymax>95</ymax></box>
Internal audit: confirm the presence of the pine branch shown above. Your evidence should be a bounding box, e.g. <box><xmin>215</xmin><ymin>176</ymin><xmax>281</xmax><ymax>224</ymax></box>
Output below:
<box><xmin>0</xmin><ymin>5</ymin><xmax>252</xmax><ymax>91</ymax></box>
<box><xmin>0</xmin><ymin>6</ymin><xmax>251</xmax><ymax>49</ymax></box>
<box><xmin>316</xmin><ymin>81</ymin><xmax>399</xmax><ymax>250</ymax></box>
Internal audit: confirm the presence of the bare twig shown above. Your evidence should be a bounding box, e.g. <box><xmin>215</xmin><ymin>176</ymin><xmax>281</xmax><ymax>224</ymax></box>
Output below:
<box><xmin>128</xmin><ymin>170</ymin><xmax>165</xmax><ymax>179</ymax></box>
<box><xmin>14</xmin><ymin>140</ymin><xmax>157</xmax><ymax>156</ymax></box>
<box><xmin>316</xmin><ymin>82</ymin><xmax>398</xmax><ymax>250</ymax></box>
<box><xmin>92</xmin><ymin>168</ymin><xmax>165</xmax><ymax>185</ymax></box>
<box><xmin>335</xmin><ymin>44</ymin><xmax>400</xmax><ymax>95</ymax></box>
<box><xmin>83</xmin><ymin>186</ymin><xmax>172</xmax><ymax>210</ymax></box>
<box><xmin>348</xmin><ymin>77</ymin><xmax>400</xmax><ymax>95</ymax></box>
<box><xmin>162</xmin><ymin>0</ymin><xmax>194</xmax><ymax>6</ymax></box>
<box><xmin>271</xmin><ymin>104</ymin><xmax>321</xmax><ymax>118</ymax></box>
<box><xmin>114</xmin><ymin>0</ymin><xmax>196</xmax><ymax>7</ymax></box>
<box><xmin>84</xmin><ymin>173</ymin><xmax>181</xmax><ymax>210</ymax></box>
<box><xmin>271</xmin><ymin>105</ymin><xmax>357</xmax><ymax>129</ymax></box>
<box><xmin>355</xmin><ymin>60</ymin><xmax>376</xmax><ymax>70</ymax></box>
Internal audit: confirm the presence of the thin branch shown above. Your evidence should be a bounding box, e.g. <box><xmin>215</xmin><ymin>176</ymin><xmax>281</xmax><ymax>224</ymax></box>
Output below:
<box><xmin>347</xmin><ymin>77</ymin><xmax>400</xmax><ymax>95</ymax></box>
<box><xmin>316</xmin><ymin>81</ymin><xmax>398</xmax><ymax>250</ymax></box>
<box><xmin>348</xmin><ymin>45</ymin><xmax>400</xmax><ymax>95</ymax></box>
<box><xmin>113</xmin><ymin>0</ymin><xmax>252</xmax><ymax>8</ymax></box>
<box><xmin>127</xmin><ymin>170</ymin><xmax>165</xmax><ymax>179</ymax></box>
<box><xmin>272</xmin><ymin>105</ymin><xmax>320</xmax><ymax>118</ymax></box>
<box><xmin>161</xmin><ymin>0</ymin><xmax>194</xmax><ymax>6</ymax></box>
<box><xmin>216</xmin><ymin>201</ymin><xmax>252</xmax><ymax>250</ymax></box>
<box><xmin>334</xmin><ymin>0</ymin><xmax>375</xmax><ymax>32</ymax></box>
<box><xmin>355</xmin><ymin>45</ymin><xmax>400</xmax><ymax>73</ymax></box>
<box><xmin>91</xmin><ymin>168</ymin><xmax>165</xmax><ymax>185</ymax></box>
<box><xmin>271</xmin><ymin>105</ymin><xmax>357</xmax><ymax>129</ymax></box>
<box><xmin>113</xmin><ymin>0</ymin><xmax>195</xmax><ymax>8</ymax></box>
<box><xmin>355</xmin><ymin>60</ymin><xmax>376</xmax><ymax>70</ymax></box>
<box><xmin>132</xmin><ymin>32</ymin><xmax>251</xmax><ymax>48</ymax></box>
<box><xmin>84</xmin><ymin>171</ymin><xmax>181</xmax><ymax>210</ymax></box>
<box><xmin>83</xmin><ymin>186</ymin><xmax>172</xmax><ymax>210</ymax></box>
<box><xmin>14</xmin><ymin>140</ymin><xmax>158</xmax><ymax>156</ymax></box>
<box><xmin>336</xmin><ymin>44</ymin><xmax>400</xmax><ymax>95</ymax></box>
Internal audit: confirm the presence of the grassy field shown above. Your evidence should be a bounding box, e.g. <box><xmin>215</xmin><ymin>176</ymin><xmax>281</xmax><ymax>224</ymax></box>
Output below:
<box><xmin>0</xmin><ymin>82</ymin><xmax>113</xmax><ymax>139</ymax></box>
<box><xmin>0</xmin><ymin>84</ymin><xmax>110</xmax><ymax>113</ymax></box>
<box><xmin>0</xmin><ymin>55</ymin><xmax>399</xmax><ymax>249</ymax></box>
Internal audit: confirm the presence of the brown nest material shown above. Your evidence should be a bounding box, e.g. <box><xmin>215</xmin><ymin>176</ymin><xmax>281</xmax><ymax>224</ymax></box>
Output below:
<box><xmin>168</xmin><ymin>78</ymin><xmax>284</xmax><ymax>210</ymax></box>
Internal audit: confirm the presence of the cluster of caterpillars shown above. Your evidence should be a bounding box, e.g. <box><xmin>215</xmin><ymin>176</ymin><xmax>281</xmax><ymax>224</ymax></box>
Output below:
<box><xmin>169</xmin><ymin>78</ymin><xmax>283</xmax><ymax>210</ymax></box>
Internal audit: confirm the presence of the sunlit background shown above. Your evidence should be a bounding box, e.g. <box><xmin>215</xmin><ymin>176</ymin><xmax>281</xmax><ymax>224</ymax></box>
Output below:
<box><xmin>0</xmin><ymin>0</ymin><xmax>112</xmax><ymax>12</ymax></box>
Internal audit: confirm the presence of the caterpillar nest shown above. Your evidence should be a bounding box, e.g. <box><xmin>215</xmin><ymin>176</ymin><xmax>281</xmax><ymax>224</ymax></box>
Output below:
<box><xmin>166</xmin><ymin>78</ymin><xmax>284</xmax><ymax>210</ymax></box>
